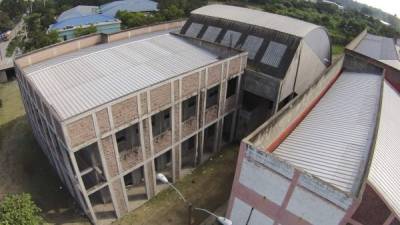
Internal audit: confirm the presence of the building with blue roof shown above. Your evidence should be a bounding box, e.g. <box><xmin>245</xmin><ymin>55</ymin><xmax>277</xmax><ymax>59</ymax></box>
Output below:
<box><xmin>50</xmin><ymin>0</ymin><xmax>158</xmax><ymax>41</ymax></box>
<box><xmin>50</xmin><ymin>10</ymin><xmax>121</xmax><ymax>41</ymax></box>
<box><xmin>100</xmin><ymin>0</ymin><xmax>158</xmax><ymax>17</ymax></box>
<box><xmin>56</xmin><ymin>5</ymin><xmax>99</xmax><ymax>22</ymax></box>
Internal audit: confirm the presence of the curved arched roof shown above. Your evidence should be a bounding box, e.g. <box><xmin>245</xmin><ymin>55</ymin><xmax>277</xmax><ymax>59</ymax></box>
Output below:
<box><xmin>57</xmin><ymin>5</ymin><xmax>99</xmax><ymax>22</ymax></box>
<box><xmin>192</xmin><ymin>4</ymin><xmax>322</xmax><ymax>38</ymax></box>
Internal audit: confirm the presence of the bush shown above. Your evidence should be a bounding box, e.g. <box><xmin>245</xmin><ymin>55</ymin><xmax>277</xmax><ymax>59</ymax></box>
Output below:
<box><xmin>0</xmin><ymin>193</ymin><xmax>43</xmax><ymax>225</ymax></box>
<box><xmin>74</xmin><ymin>25</ymin><xmax>97</xmax><ymax>37</ymax></box>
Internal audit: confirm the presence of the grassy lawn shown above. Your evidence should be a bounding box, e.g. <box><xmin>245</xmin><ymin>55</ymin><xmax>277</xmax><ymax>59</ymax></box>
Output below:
<box><xmin>0</xmin><ymin>81</ymin><xmax>89</xmax><ymax>225</ymax></box>
<box><xmin>114</xmin><ymin>145</ymin><xmax>238</xmax><ymax>225</ymax></box>
<box><xmin>0</xmin><ymin>81</ymin><xmax>238</xmax><ymax>225</ymax></box>
<box><xmin>332</xmin><ymin>45</ymin><xmax>345</xmax><ymax>56</ymax></box>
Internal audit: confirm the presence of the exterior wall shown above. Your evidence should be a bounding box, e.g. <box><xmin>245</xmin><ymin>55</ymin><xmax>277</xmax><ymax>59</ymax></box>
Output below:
<box><xmin>247</xmin><ymin>56</ymin><xmax>344</xmax><ymax>150</ymax></box>
<box><xmin>227</xmin><ymin>144</ymin><xmax>352</xmax><ymax>225</ymax></box>
<box><xmin>56</xmin><ymin>22</ymin><xmax>121</xmax><ymax>41</ymax></box>
<box><xmin>15</xmin><ymin>20</ymin><xmax>186</xmax><ymax>69</ymax></box>
<box><xmin>294</xmin><ymin>42</ymin><xmax>328</xmax><ymax>96</ymax></box>
<box><xmin>17</xmin><ymin>52</ymin><xmax>245</xmax><ymax>224</ymax></box>
<box><xmin>14</xmin><ymin>66</ymin><xmax>88</xmax><ymax>220</ymax></box>
<box><xmin>347</xmin><ymin>184</ymin><xmax>400</xmax><ymax>225</ymax></box>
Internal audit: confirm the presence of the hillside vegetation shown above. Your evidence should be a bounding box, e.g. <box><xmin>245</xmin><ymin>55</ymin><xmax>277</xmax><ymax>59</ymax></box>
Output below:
<box><xmin>227</xmin><ymin>0</ymin><xmax>399</xmax><ymax>47</ymax></box>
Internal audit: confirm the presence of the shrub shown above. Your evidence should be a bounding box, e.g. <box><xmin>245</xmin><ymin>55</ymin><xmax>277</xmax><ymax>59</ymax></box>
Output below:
<box><xmin>0</xmin><ymin>193</ymin><xmax>43</xmax><ymax>225</ymax></box>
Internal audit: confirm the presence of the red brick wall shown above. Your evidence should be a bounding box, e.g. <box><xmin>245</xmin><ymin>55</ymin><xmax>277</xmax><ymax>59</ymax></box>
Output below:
<box><xmin>96</xmin><ymin>109</ymin><xmax>111</xmax><ymax>135</ymax></box>
<box><xmin>205</xmin><ymin>105</ymin><xmax>218</xmax><ymax>125</ymax></box>
<box><xmin>111</xmin><ymin>96</ymin><xmax>139</xmax><ymax>128</ymax></box>
<box><xmin>150</xmin><ymin>83</ymin><xmax>171</xmax><ymax>111</ymax></box>
<box><xmin>228</xmin><ymin>57</ymin><xmax>241</xmax><ymax>77</ymax></box>
<box><xmin>352</xmin><ymin>185</ymin><xmax>391</xmax><ymax>225</ymax></box>
<box><xmin>208</xmin><ymin>63</ymin><xmax>223</xmax><ymax>86</ymax></box>
<box><xmin>119</xmin><ymin>147</ymin><xmax>143</xmax><ymax>171</ymax></box>
<box><xmin>182</xmin><ymin>73</ymin><xmax>199</xmax><ymax>98</ymax></box>
<box><xmin>153</xmin><ymin>130</ymin><xmax>172</xmax><ymax>154</ymax></box>
<box><xmin>101</xmin><ymin>136</ymin><xmax>119</xmax><ymax>178</ymax></box>
<box><xmin>182</xmin><ymin>117</ymin><xmax>197</xmax><ymax>138</ymax></box>
<box><xmin>67</xmin><ymin>115</ymin><xmax>96</xmax><ymax>147</ymax></box>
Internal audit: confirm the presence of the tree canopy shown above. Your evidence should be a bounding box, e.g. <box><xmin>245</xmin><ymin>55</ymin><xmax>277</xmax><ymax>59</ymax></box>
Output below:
<box><xmin>0</xmin><ymin>193</ymin><xmax>43</xmax><ymax>225</ymax></box>
<box><xmin>74</xmin><ymin>25</ymin><xmax>97</xmax><ymax>37</ymax></box>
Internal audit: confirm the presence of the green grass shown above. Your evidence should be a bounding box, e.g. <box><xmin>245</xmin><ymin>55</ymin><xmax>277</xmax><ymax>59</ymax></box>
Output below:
<box><xmin>332</xmin><ymin>45</ymin><xmax>345</xmax><ymax>56</ymax></box>
<box><xmin>114</xmin><ymin>145</ymin><xmax>238</xmax><ymax>225</ymax></box>
<box><xmin>0</xmin><ymin>81</ymin><xmax>89</xmax><ymax>224</ymax></box>
<box><xmin>0</xmin><ymin>81</ymin><xmax>25</xmax><ymax>125</ymax></box>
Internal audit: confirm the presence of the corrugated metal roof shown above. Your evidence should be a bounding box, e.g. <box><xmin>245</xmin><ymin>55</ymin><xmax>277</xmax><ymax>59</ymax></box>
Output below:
<box><xmin>274</xmin><ymin>72</ymin><xmax>381</xmax><ymax>194</ymax></box>
<box><xmin>50</xmin><ymin>14</ymin><xmax>119</xmax><ymax>30</ymax></box>
<box><xmin>57</xmin><ymin>5</ymin><xmax>99</xmax><ymax>22</ymax></box>
<box><xmin>368</xmin><ymin>81</ymin><xmax>400</xmax><ymax>217</ymax></box>
<box><xmin>100</xmin><ymin>0</ymin><xmax>158</xmax><ymax>17</ymax></box>
<box><xmin>354</xmin><ymin>34</ymin><xmax>398</xmax><ymax>61</ymax></box>
<box><xmin>191</xmin><ymin>4</ymin><xmax>321</xmax><ymax>38</ymax></box>
<box><xmin>24</xmin><ymin>34</ymin><xmax>219</xmax><ymax>121</ymax></box>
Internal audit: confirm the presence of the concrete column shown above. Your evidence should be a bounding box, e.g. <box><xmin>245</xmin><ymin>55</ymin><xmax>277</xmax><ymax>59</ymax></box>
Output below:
<box><xmin>172</xmin><ymin>145</ymin><xmax>181</xmax><ymax>182</ymax></box>
<box><xmin>0</xmin><ymin>70</ymin><xmax>7</xmax><ymax>83</ymax></box>
<box><xmin>144</xmin><ymin>160</ymin><xmax>156</xmax><ymax>198</ymax></box>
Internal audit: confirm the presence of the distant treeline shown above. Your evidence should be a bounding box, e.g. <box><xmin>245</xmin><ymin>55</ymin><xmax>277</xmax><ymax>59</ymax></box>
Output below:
<box><xmin>223</xmin><ymin>0</ymin><xmax>399</xmax><ymax>46</ymax></box>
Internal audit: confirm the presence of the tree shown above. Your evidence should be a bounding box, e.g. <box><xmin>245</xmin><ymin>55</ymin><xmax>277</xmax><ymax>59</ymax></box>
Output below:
<box><xmin>161</xmin><ymin>5</ymin><xmax>185</xmax><ymax>20</ymax></box>
<box><xmin>0</xmin><ymin>193</ymin><xmax>43</xmax><ymax>225</ymax></box>
<box><xmin>0</xmin><ymin>11</ymin><xmax>13</xmax><ymax>32</ymax></box>
<box><xmin>0</xmin><ymin>0</ymin><xmax>27</xmax><ymax>21</ymax></box>
<box><xmin>74</xmin><ymin>25</ymin><xmax>97</xmax><ymax>37</ymax></box>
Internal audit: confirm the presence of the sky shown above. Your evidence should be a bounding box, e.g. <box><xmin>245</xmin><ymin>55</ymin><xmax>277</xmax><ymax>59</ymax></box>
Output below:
<box><xmin>356</xmin><ymin>0</ymin><xmax>400</xmax><ymax>17</ymax></box>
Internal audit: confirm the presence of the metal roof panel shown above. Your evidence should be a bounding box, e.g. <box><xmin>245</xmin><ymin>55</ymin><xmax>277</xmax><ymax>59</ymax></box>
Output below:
<box><xmin>24</xmin><ymin>34</ymin><xmax>219</xmax><ymax>121</ymax></box>
<box><xmin>274</xmin><ymin>72</ymin><xmax>381</xmax><ymax>194</ymax></box>
<box><xmin>368</xmin><ymin>81</ymin><xmax>400</xmax><ymax>217</ymax></box>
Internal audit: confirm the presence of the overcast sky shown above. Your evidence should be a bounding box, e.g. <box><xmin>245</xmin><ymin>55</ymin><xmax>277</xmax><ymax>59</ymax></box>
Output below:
<box><xmin>356</xmin><ymin>0</ymin><xmax>400</xmax><ymax>17</ymax></box>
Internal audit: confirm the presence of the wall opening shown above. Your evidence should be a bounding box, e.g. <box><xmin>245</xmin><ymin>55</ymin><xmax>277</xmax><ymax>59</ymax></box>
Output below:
<box><xmin>116</xmin><ymin>123</ymin><xmax>142</xmax><ymax>171</ymax></box>
<box><xmin>227</xmin><ymin>77</ymin><xmax>238</xmax><ymax>98</ymax></box>
<box><xmin>152</xmin><ymin>108</ymin><xmax>172</xmax><ymax>154</ymax></box>
<box><xmin>181</xmin><ymin>135</ymin><xmax>197</xmax><ymax>176</ymax></box>
<box><xmin>182</xmin><ymin>96</ymin><xmax>197</xmax><ymax>122</ymax></box>
<box><xmin>75</xmin><ymin>143</ymin><xmax>106</xmax><ymax>190</ymax></box>
<box><xmin>155</xmin><ymin>150</ymin><xmax>172</xmax><ymax>193</ymax></box>
<box><xmin>206</xmin><ymin>86</ymin><xmax>219</xmax><ymax>109</ymax></box>
<box><xmin>123</xmin><ymin>166</ymin><xmax>147</xmax><ymax>210</ymax></box>
<box><xmin>203</xmin><ymin>123</ymin><xmax>217</xmax><ymax>161</ymax></box>
<box><xmin>222</xmin><ymin>112</ymin><xmax>234</xmax><ymax>143</ymax></box>
<box><xmin>88</xmin><ymin>186</ymin><xmax>117</xmax><ymax>221</ymax></box>
<box><xmin>152</xmin><ymin>108</ymin><xmax>171</xmax><ymax>137</ymax></box>
<box><xmin>237</xmin><ymin>91</ymin><xmax>274</xmax><ymax>138</ymax></box>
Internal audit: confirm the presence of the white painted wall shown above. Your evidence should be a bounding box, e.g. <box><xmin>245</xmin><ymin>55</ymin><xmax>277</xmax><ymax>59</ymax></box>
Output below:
<box><xmin>230</xmin><ymin>198</ymin><xmax>252</xmax><ymax>225</ymax></box>
<box><xmin>287</xmin><ymin>186</ymin><xmax>346</xmax><ymax>225</ymax></box>
<box><xmin>239</xmin><ymin>159</ymin><xmax>290</xmax><ymax>205</ymax></box>
<box><xmin>248</xmin><ymin>209</ymin><xmax>274</xmax><ymax>225</ymax></box>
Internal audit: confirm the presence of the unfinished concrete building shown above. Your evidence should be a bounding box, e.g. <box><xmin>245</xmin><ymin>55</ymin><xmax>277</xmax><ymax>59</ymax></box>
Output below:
<box><xmin>180</xmin><ymin>4</ymin><xmax>331</xmax><ymax>137</ymax></box>
<box><xmin>14</xmin><ymin>20</ymin><xmax>247</xmax><ymax>224</ymax></box>
<box><xmin>226</xmin><ymin>31</ymin><xmax>400</xmax><ymax>225</ymax></box>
